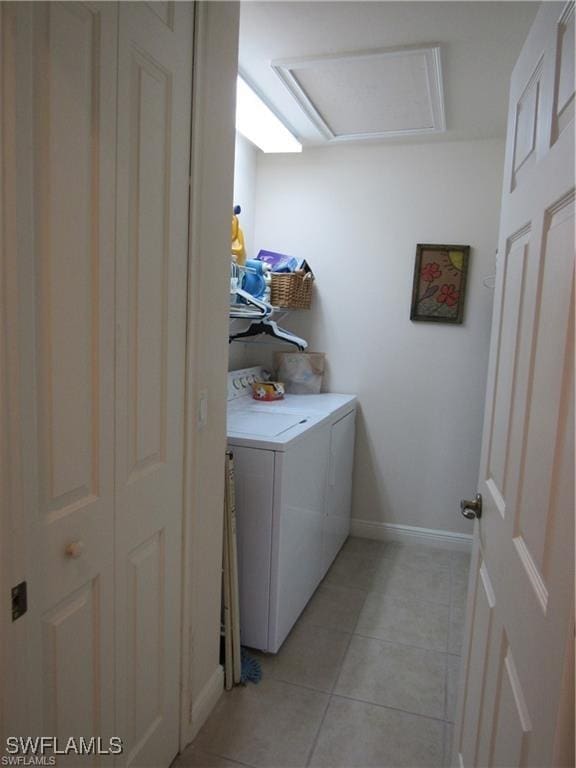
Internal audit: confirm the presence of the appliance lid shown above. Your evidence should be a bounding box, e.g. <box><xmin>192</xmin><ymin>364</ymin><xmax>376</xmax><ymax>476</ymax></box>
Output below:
<box><xmin>227</xmin><ymin>410</ymin><xmax>309</xmax><ymax>437</ymax></box>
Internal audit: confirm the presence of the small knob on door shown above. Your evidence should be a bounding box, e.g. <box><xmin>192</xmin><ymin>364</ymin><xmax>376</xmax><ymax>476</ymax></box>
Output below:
<box><xmin>460</xmin><ymin>493</ymin><xmax>482</xmax><ymax>520</ymax></box>
<box><xmin>65</xmin><ymin>540</ymin><xmax>85</xmax><ymax>559</ymax></box>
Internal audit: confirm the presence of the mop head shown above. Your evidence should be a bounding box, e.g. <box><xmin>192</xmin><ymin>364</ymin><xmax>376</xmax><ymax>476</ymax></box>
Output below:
<box><xmin>240</xmin><ymin>649</ymin><xmax>262</xmax><ymax>685</ymax></box>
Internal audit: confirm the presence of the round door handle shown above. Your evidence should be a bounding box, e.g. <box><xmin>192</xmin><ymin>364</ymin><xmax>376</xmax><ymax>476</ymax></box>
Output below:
<box><xmin>65</xmin><ymin>540</ymin><xmax>85</xmax><ymax>559</ymax></box>
<box><xmin>460</xmin><ymin>493</ymin><xmax>482</xmax><ymax>520</ymax></box>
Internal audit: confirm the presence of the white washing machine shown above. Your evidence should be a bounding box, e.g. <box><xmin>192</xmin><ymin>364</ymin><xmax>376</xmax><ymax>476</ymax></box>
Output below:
<box><xmin>227</xmin><ymin>367</ymin><xmax>357</xmax><ymax>653</ymax></box>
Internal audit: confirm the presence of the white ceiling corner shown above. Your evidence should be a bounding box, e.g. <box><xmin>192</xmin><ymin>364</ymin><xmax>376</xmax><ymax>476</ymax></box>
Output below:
<box><xmin>271</xmin><ymin>45</ymin><xmax>446</xmax><ymax>142</ymax></box>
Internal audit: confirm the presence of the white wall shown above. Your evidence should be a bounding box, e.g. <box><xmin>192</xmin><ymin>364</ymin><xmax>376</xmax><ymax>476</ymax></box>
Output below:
<box><xmin>229</xmin><ymin>133</ymin><xmax>259</xmax><ymax>370</ymax></box>
<box><xmin>233</xmin><ymin>133</ymin><xmax>258</xmax><ymax>257</ymax></box>
<box><xmin>252</xmin><ymin>139</ymin><xmax>505</xmax><ymax>534</ymax></box>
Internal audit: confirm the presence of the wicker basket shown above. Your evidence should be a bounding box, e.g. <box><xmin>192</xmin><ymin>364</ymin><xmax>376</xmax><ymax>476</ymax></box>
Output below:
<box><xmin>270</xmin><ymin>272</ymin><xmax>314</xmax><ymax>309</ymax></box>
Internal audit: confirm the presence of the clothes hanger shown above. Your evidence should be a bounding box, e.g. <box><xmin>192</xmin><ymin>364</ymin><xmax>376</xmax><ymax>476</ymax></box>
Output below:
<box><xmin>229</xmin><ymin>261</ymin><xmax>308</xmax><ymax>349</ymax></box>
<box><xmin>229</xmin><ymin>319</ymin><xmax>308</xmax><ymax>351</ymax></box>
<box><xmin>230</xmin><ymin>287</ymin><xmax>272</xmax><ymax>319</ymax></box>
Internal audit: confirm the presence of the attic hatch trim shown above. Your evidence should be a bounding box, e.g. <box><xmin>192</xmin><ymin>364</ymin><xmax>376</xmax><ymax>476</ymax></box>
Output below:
<box><xmin>271</xmin><ymin>44</ymin><xmax>447</xmax><ymax>143</ymax></box>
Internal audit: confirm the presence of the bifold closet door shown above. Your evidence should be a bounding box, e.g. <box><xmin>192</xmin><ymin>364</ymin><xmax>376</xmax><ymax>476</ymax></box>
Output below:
<box><xmin>5</xmin><ymin>2</ymin><xmax>193</xmax><ymax>761</ymax></box>
<box><xmin>114</xmin><ymin>3</ymin><xmax>193</xmax><ymax>767</ymax></box>
<box><xmin>7</xmin><ymin>1</ymin><xmax>118</xmax><ymax>747</ymax></box>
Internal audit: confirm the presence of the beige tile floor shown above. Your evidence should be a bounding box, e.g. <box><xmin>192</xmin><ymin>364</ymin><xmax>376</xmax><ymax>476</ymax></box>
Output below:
<box><xmin>176</xmin><ymin>538</ymin><xmax>470</xmax><ymax>768</ymax></box>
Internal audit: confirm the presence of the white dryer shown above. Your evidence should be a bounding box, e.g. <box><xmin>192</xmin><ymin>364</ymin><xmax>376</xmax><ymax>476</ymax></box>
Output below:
<box><xmin>227</xmin><ymin>367</ymin><xmax>356</xmax><ymax>653</ymax></box>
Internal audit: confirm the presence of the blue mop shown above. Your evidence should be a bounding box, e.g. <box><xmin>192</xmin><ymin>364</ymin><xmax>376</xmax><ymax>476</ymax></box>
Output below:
<box><xmin>240</xmin><ymin>648</ymin><xmax>262</xmax><ymax>684</ymax></box>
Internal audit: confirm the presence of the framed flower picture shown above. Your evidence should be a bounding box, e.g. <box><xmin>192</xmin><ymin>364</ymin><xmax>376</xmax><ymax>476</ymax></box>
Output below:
<box><xmin>410</xmin><ymin>244</ymin><xmax>470</xmax><ymax>324</ymax></box>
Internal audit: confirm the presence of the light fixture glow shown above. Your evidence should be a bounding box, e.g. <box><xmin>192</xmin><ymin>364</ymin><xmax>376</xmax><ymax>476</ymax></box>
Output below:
<box><xmin>236</xmin><ymin>76</ymin><xmax>302</xmax><ymax>154</ymax></box>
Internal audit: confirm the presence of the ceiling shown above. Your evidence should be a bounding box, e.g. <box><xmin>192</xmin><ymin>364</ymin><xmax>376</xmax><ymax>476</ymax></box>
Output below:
<box><xmin>238</xmin><ymin>1</ymin><xmax>540</xmax><ymax>147</ymax></box>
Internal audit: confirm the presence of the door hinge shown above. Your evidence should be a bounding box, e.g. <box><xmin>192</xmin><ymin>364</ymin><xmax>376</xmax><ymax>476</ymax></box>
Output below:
<box><xmin>11</xmin><ymin>580</ymin><xmax>27</xmax><ymax>621</ymax></box>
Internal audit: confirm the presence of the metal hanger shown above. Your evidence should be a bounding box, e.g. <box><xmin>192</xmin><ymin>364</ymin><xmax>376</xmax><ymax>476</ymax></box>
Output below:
<box><xmin>229</xmin><ymin>319</ymin><xmax>308</xmax><ymax>351</ymax></box>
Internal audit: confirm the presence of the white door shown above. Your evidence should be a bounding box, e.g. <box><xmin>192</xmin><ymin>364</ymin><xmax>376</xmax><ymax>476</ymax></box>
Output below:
<box><xmin>2</xmin><ymin>2</ymin><xmax>193</xmax><ymax>764</ymax></box>
<box><xmin>114</xmin><ymin>3</ymin><xmax>193</xmax><ymax>766</ymax></box>
<box><xmin>454</xmin><ymin>3</ymin><xmax>575</xmax><ymax>767</ymax></box>
<box><xmin>4</xmin><ymin>1</ymin><xmax>118</xmax><ymax>751</ymax></box>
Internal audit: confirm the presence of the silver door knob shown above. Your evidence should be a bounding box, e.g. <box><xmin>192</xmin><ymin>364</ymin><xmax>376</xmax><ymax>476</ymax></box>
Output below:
<box><xmin>460</xmin><ymin>493</ymin><xmax>482</xmax><ymax>520</ymax></box>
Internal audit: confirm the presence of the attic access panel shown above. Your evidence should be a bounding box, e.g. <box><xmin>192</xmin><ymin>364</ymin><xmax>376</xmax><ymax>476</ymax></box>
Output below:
<box><xmin>272</xmin><ymin>46</ymin><xmax>446</xmax><ymax>142</ymax></box>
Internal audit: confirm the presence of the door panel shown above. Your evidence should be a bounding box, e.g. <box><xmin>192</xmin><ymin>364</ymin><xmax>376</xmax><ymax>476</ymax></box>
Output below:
<box><xmin>552</xmin><ymin>3</ymin><xmax>575</xmax><ymax>141</ymax></box>
<box><xmin>511</xmin><ymin>59</ymin><xmax>542</xmax><ymax>191</ymax></box>
<box><xmin>42</xmin><ymin>579</ymin><xmax>102</xmax><ymax>740</ymax></box>
<box><xmin>455</xmin><ymin>4</ymin><xmax>575</xmax><ymax>767</ymax></box>
<box><xmin>115</xmin><ymin>3</ymin><xmax>193</xmax><ymax>765</ymax></box>
<box><xmin>9</xmin><ymin>0</ymin><xmax>118</xmax><ymax>750</ymax></box>
<box><xmin>126</xmin><ymin>532</ymin><xmax>165</xmax><ymax>751</ymax></box>
<box><xmin>36</xmin><ymin>2</ymin><xmax>100</xmax><ymax>516</ymax></box>
<box><xmin>126</xmin><ymin>48</ymin><xmax>171</xmax><ymax>480</ymax></box>
<box><xmin>516</xmin><ymin>194</ymin><xmax>574</xmax><ymax>582</ymax></box>
<box><xmin>145</xmin><ymin>1</ymin><xmax>174</xmax><ymax>30</ymax></box>
<box><xmin>490</xmin><ymin>642</ymin><xmax>531</xmax><ymax>767</ymax></box>
<box><xmin>485</xmin><ymin>227</ymin><xmax>529</xmax><ymax>507</ymax></box>
<box><xmin>35</xmin><ymin>0</ymin><xmax>106</xmax><ymax>557</ymax></box>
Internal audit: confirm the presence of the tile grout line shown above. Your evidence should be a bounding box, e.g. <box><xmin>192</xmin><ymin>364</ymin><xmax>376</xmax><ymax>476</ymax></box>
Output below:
<box><xmin>304</xmin><ymin>585</ymin><xmax>369</xmax><ymax>768</ymax></box>
<box><xmin>257</xmin><ymin>671</ymin><xmax>454</xmax><ymax>728</ymax></box>
<box><xmin>337</xmin><ymin>547</ymin><xmax>455</xmax><ymax>725</ymax></box>
<box><xmin>342</xmin><ymin>631</ymin><xmax>452</xmax><ymax>670</ymax></box>
<box><xmin>331</xmin><ymin>587</ymin><xmax>368</xmax><ymax>690</ymax></box>
<box><xmin>444</xmin><ymin>656</ymin><xmax>451</xmax><ymax>722</ymax></box>
<box><xmin>234</xmin><ymin>672</ymin><xmax>455</xmax><ymax>727</ymax></box>
<box><xmin>352</xmin><ymin>629</ymin><xmax>450</xmax><ymax>655</ymax></box>
<box><xmin>186</xmin><ymin>743</ymin><xmax>259</xmax><ymax>768</ymax></box>
<box><xmin>190</xmin><ymin>544</ymin><xmax>467</xmax><ymax>768</ymax></box>
<box><xmin>442</xmin><ymin>557</ymin><xmax>468</xmax><ymax>768</ymax></box>
<box><xmin>364</xmin><ymin>592</ymin><xmax>451</xmax><ymax>608</ymax></box>
<box><xmin>442</xmin><ymin>723</ymin><xmax>448</xmax><ymax>768</ymax></box>
<box><xmin>328</xmin><ymin>584</ymin><xmax>451</xmax><ymax>609</ymax></box>
<box><xmin>443</xmin><ymin>557</ymin><xmax>453</xmax><ymax>768</ymax></box>
<box><xmin>324</xmin><ymin>547</ymin><xmax>455</xmax><ymax>724</ymax></box>
<box><xmin>328</xmin><ymin>690</ymin><xmax>452</xmax><ymax>726</ymax></box>
<box><xmin>445</xmin><ymin>552</ymin><xmax>455</xmax><ymax>723</ymax></box>
<box><xmin>357</xmin><ymin>588</ymin><xmax>453</xmax><ymax>609</ymax></box>
<box><xmin>304</xmin><ymin>692</ymin><xmax>332</xmax><ymax>768</ymax></box>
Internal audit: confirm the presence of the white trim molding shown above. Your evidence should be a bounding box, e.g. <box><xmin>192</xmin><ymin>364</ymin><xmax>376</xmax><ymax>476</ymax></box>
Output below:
<box><xmin>350</xmin><ymin>519</ymin><xmax>473</xmax><ymax>552</ymax></box>
<box><xmin>272</xmin><ymin>44</ymin><xmax>446</xmax><ymax>143</ymax></box>
<box><xmin>180</xmin><ymin>0</ymin><xmax>239</xmax><ymax>754</ymax></box>
<box><xmin>184</xmin><ymin>665</ymin><xmax>224</xmax><ymax>746</ymax></box>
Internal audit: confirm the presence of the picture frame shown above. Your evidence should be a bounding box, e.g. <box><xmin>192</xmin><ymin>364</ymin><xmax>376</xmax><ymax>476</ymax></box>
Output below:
<box><xmin>410</xmin><ymin>243</ymin><xmax>470</xmax><ymax>324</ymax></box>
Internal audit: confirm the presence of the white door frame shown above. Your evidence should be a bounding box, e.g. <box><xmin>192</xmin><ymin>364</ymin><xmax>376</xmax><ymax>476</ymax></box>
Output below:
<box><xmin>179</xmin><ymin>1</ymin><xmax>240</xmax><ymax>749</ymax></box>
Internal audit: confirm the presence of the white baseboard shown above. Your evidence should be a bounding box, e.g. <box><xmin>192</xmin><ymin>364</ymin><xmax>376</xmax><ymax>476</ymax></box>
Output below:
<box><xmin>350</xmin><ymin>519</ymin><xmax>473</xmax><ymax>552</ymax></box>
<box><xmin>184</xmin><ymin>664</ymin><xmax>224</xmax><ymax>746</ymax></box>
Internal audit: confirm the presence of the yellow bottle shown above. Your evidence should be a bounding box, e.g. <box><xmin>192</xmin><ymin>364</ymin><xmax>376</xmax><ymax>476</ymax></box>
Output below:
<box><xmin>231</xmin><ymin>204</ymin><xmax>246</xmax><ymax>266</ymax></box>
